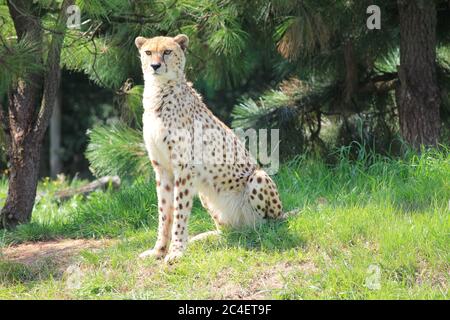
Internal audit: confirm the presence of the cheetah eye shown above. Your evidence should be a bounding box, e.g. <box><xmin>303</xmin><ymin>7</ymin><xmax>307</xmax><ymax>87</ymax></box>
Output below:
<box><xmin>163</xmin><ymin>50</ymin><xmax>172</xmax><ymax>55</ymax></box>
<box><xmin>145</xmin><ymin>50</ymin><xmax>152</xmax><ymax>56</ymax></box>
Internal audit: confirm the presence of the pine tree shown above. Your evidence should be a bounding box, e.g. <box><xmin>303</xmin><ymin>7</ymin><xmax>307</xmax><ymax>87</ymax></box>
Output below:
<box><xmin>231</xmin><ymin>0</ymin><xmax>450</xmax><ymax>154</ymax></box>
<box><xmin>0</xmin><ymin>0</ymin><xmax>74</xmax><ymax>228</ymax></box>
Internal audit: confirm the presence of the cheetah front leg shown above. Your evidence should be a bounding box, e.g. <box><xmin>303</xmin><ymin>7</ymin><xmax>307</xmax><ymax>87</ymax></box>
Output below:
<box><xmin>139</xmin><ymin>168</ymin><xmax>174</xmax><ymax>259</ymax></box>
<box><xmin>164</xmin><ymin>171</ymin><xmax>195</xmax><ymax>263</ymax></box>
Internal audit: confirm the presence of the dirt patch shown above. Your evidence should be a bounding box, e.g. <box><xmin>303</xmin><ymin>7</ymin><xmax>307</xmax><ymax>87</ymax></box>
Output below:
<box><xmin>211</xmin><ymin>261</ymin><xmax>318</xmax><ymax>299</ymax></box>
<box><xmin>1</xmin><ymin>239</ymin><xmax>112</xmax><ymax>271</ymax></box>
<box><xmin>245</xmin><ymin>261</ymin><xmax>318</xmax><ymax>299</ymax></box>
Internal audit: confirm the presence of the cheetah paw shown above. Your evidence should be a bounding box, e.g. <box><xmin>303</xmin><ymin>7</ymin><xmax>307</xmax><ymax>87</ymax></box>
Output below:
<box><xmin>139</xmin><ymin>248</ymin><xmax>166</xmax><ymax>260</ymax></box>
<box><xmin>164</xmin><ymin>250</ymin><xmax>184</xmax><ymax>264</ymax></box>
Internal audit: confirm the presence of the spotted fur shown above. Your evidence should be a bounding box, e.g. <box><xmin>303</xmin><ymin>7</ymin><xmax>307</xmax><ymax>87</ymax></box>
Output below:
<box><xmin>135</xmin><ymin>35</ymin><xmax>283</xmax><ymax>263</ymax></box>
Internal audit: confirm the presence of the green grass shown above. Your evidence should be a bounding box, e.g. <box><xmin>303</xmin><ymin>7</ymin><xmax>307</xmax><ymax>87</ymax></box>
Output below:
<box><xmin>0</xmin><ymin>149</ymin><xmax>449</xmax><ymax>299</ymax></box>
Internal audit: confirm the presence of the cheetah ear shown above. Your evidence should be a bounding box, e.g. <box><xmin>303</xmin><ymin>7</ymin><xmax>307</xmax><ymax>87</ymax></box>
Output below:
<box><xmin>135</xmin><ymin>36</ymin><xmax>147</xmax><ymax>50</ymax></box>
<box><xmin>174</xmin><ymin>34</ymin><xmax>189</xmax><ymax>51</ymax></box>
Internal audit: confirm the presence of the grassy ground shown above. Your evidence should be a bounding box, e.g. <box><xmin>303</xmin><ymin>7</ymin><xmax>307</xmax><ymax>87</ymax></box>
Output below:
<box><xmin>0</xmin><ymin>149</ymin><xmax>448</xmax><ymax>299</ymax></box>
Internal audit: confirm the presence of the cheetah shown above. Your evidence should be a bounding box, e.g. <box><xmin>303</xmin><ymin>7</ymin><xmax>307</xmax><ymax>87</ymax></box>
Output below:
<box><xmin>135</xmin><ymin>34</ymin><xmax>283</xmax><ymax>263</ymax></box>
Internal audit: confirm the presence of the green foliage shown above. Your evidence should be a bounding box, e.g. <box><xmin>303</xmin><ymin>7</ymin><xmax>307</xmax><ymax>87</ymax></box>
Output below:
<box><xmin>229</xmin><ymin>0</ymin><xmax>450</xmax><ymax>155</ymax></box>
<box><xmin>232</xmin><ymin>78</ymin><xmax>343</xmax><ymax>157</ymax></box>
<box><xmin>209</xmin><ymin>26</ymin><xmax>248</xmax><ymax>57</ymax></box>
<box><xmin>76</xmin><ymin>0</ymin><xmax>124</xmax><ymax>18</ymax></box>
<box><xmin>0</xmin><ymin>37</ymin><xmax>43</xmax><ymax>96</ymax></box>
<box><xmin>27</xmin><ymin>0</ymin><xmax>272</xmax><ymax>114</ymax></box>
<box><xmin>374</xmin><ymin>48</ymin><xmax>400</xmax><ymax>74</ymax></box>
<box><xmin>85</xmin><ymin>124</ymin><xmax>149</xmax><ymax>179</ymax></box>
<box><xmin>120</xmin><ymin>84</ymin><xmax>144</xmax><ymax>128</ymax></box>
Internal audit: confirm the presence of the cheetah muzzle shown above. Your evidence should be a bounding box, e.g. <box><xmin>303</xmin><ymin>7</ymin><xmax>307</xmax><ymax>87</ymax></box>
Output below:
<box><xmin>135</xmin><ymin>34</ymin><xmax>283</xmax><ymax>263</ymax></box>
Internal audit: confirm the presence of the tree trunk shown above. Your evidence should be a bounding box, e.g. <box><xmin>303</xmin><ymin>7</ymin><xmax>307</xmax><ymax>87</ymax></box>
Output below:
<box><xmin>1</xmin><ymin>78</ymin><xmax>43</xmax><ymax>228</ymax></box>
<box><xmin>0</xmin><ymin>0</ymin><xmax>74</xmax><ymax>229</ymax></box>
<box><xmin>54</xmin><ymin>176</ymin><xmax>121</xmax><ymax>201</ymax></box>
<box><xmin>0</xmin><ymin>1</ymin><xmax>43</xmax><ymax>229</ymax></box>
<box><xmin>396</xmin><ymin>0</ymin><xmax>441</xmax><ymax>149</ymax></box>
<box><xmin>1</xmin><ymin>133</ymin><xmax>41</xmax><ymax>228</ymax></box>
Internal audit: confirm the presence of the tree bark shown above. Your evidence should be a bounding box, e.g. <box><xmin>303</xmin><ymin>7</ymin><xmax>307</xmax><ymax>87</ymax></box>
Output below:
<box><xmin>0</xmin><ymin>0</ymin><xmax>74</xmax><ymax>229</ymax></box>
<box><xmin>1</xmin><ymin>127</ymin><xmax>41</xmax><ymax>228</ymax></box>
<box><xmin>1</xmin><ymin>1</ymin><xmax>43</xmax><ymax>228</ymax></box>
<box><xmin>396</xmin><ymin>0</ymin><xmax>441</xmax><ymax>149</ymax></box>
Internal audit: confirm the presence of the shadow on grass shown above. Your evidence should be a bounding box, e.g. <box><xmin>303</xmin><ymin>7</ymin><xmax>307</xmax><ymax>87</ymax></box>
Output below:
<box><xmin>213</xmin><ymin>218</ymin><xmax>306</xmax><ymax>252</ymax></box>
<box><xmin>394</xmin><ymin>201</ymin><xmax>431</xmax><ymax>214</ymax></box>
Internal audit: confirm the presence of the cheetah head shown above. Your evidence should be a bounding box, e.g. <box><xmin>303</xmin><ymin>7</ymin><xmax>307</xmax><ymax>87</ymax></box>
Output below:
<box><xmin>135</xmin><ymin>34</ymin><xmax>189</xmax><ymax>81</ymax></box>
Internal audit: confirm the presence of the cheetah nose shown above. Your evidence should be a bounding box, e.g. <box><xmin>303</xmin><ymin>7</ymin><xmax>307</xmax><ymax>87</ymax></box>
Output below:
<box><xmin>151</xmin><ymin>63</ymin><xmax>161</xmax><ymax>71</ymax></box>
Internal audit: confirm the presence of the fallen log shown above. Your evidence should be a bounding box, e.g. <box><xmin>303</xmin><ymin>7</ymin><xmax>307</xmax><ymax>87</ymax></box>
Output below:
<box><xmin>54</xmin><ymin>176</ymin><xmax>121</xmax><ymax>201</ymax></box>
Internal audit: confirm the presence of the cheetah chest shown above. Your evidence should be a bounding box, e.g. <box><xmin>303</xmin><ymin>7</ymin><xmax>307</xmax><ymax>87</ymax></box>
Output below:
<box><xmin>142</xmin><ymin>108</ymin><xmax>172</xmax><ymax>170</ymax></box>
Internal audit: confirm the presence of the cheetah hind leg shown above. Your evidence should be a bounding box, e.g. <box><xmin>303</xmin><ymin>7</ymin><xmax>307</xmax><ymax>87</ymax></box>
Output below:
<box><xmin>246</xmin><ymin>170</ymin><xmax>300</xmax><ymax>220</ymax></box>
<box><xmin>189</xmin><ymin>194</ymin><xmax>222</xmax><ymax>243</ymax></box>
<box><xmin>189</xmin><ymin>230</ymin><xmax>221</xmax><ymax>243</ymax></box>
<box><xmin>246</xmin><ymin>169</ymin><xmax>283</xmax><ymax>219</ymax></box>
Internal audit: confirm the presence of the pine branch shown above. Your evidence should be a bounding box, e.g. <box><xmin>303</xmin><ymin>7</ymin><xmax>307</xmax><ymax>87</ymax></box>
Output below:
<box><xmin>106</xmin><ymin>14</ymin><xmax>165</xmax><ymax>24</ymax></box>
<box><xmin>232</xmin><ymin>70</ymin><xmax>400</xmax><ymax>133</ymax></box>
<box><xmin>86</xmin><ymin>124</ymin><xmax>150</xmax><ymax>179</ymax></box>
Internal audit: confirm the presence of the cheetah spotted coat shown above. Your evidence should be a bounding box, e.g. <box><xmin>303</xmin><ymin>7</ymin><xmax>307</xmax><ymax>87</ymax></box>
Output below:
<box><xmin>135</xmin><ymin>34</ymin><xmax>282</xmax><ymax>263</ymax></box>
